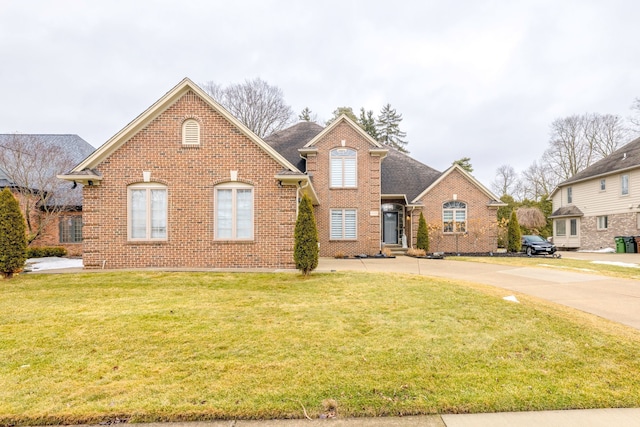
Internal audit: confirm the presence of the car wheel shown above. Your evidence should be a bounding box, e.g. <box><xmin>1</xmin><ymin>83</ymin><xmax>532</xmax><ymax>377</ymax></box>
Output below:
<box><xmin>526</xmin><ymin>246</ymin><xmax>533</xmax><ymax>256</ymax></box>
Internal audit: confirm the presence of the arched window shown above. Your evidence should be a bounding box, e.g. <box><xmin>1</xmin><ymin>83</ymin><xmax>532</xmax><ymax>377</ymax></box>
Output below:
<box><xmin>443</xmin><ymin>201</ymin><xmax>466</xmax><ymax>233</ymax></box>
<box><xmin>182</xmin><ymin>119</ymin><xmax>200</xmax><ymax>145</ymax></box>
<box><xmin>128</xmin><ymin>183</ymin><xmax>168</xmax><ymax>240</ymax></box>
<box><xmin>330</xmin><ymin>148</ymin><xmax>356</xmax><ymax>188</ymax></box>
<box><xmin>215</xmin><ymin>182</ymin><xmax>254</xmax><ymax>240</ymax></box>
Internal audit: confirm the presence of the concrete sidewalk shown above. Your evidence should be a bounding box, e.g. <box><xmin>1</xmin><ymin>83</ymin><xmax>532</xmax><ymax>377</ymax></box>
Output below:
<box><xmin>104</xmin><ymin>408</ymin><xmax>640</xmax><ymax>426</ymax></box>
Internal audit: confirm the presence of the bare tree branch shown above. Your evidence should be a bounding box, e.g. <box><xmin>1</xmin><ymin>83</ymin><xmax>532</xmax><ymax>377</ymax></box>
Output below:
<box><xmin>0</xmin><ymin>134</ymin><xmax>79</xmax><ymax>243</ymax></box>
<box><xmin>202</xmin><ymin>78</ymin><xmax>294</xmax><ymax>138</ymax></box>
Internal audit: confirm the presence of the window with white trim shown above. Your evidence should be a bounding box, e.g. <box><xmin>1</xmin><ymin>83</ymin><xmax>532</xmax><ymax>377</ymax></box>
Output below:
<box><xmin>600</xmin><ymin>179</ymin><xmax>606</xmax><ymax>191</ymax></box>
<box><xmin>597</xmin><ymin>215</ymin><xmax>608</xmax><ymax>230</ymax></box>
<box><xmin>215</xmin><ymin>182</ymin><xmax>254</xmax><ymax>240</ymax></box>
<box><xmin>182</xmin><ymin>119</ymin><xmax>200</xmax><ymax>145</ymax></box>
<box><xmin>128</xmin><ymin>183</ymin><xmax>168</xmax><ymax>240</ymax></box>
<box><xmin>443</xmin><ymin>201</ymin><xmax>466</xmax><ymax>233</ymax></box>
<box><xmin>567</xmin><ymin>186</ymin><xmax>573</xmax><ymax>203</ymax></box>
<box><xmin>59</xmin><ymin>216</ymin><xmax>82</xmax><ymax>243</ymax></box>
<box><xmin>621</xmin><ymin>174</ymin><xmax>629</xmax><ymax>196</ymax></box>
<box><xmin>330</xmin><ymin>148</ymin><xmax>357</xmax><ymax>188</ymax></box>
<box><xmin>330</xmin><ymin>209</ymin><xmax>357</xmax><ymax>239</ymax></box>
<box><xmin>570</xmin><ymin>219</ymin><xmax>577</xmax><ymax>236</ymax></box>
<box><xmin>555</xmin><ymin>219</ymin><xmax>566</xmax><ymax>236</ymax></box>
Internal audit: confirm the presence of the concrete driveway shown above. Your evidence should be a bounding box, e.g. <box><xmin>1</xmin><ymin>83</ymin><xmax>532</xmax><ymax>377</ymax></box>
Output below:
<box><xmin>317</xmin><ymin>253</ymin><xmax>640</xmax><ymax>330</ymax></box>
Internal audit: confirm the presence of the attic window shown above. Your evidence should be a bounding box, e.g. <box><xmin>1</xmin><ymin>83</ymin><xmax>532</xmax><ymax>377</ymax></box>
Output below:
<box><xmin>182</xmin><ymin>119</ymin><xmax>200</xmax><ymax>145</ymax></box>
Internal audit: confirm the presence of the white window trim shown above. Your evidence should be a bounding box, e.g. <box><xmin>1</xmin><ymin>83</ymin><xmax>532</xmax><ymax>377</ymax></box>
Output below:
<box><xmin>596</xmin><ymin>215</ymin><xmax>608</xmax><ymax>230</ymax></box>
<box><xmin>569</xmin><ymin>218</ymin><xmax>578</xmax><ymax>236</ymax></box>
<box><xmin>567</xmin><ymin>186</ymin><xmax>573</xmax><ymax>204</ymax></box>
<box><xmin>621</xmin><ymin>174</ymin><xmax>629</xmax><ymax>196</ymax></box>
<box><xmin>182</xmin><ymin>119</ymin><xmax>200</xmax><ymax>145</ymax></box>
<box><xmin>127</xmin><ymin>183</ymin><xmax>168</xmax><ymax>241</ymax></box>
<box><xmin>330</xmin><ymin>208</ymin><xmax>357</xmax><ymax>240</ymax></box>
<box><xmin>330</xmin><ymin>148</ymin><xmax>357</xmax><ymax>188</ymax></box>
<box><xmin>600</xmin><ymin>179</ymin><xmax>606</xmax><ymax>192</ymax></box>
<box><xmin>214</xmin><ymin>182</ymin><xmax>254</xmax><ymax>241</ymax></box>
<box><xmin>555</xmin><ymin>219</ymin><xmax>566</xmax><ymax>237</ymax></box>
<box><xmin>442</xmin><ymin>201</ymin><xmax>467</xmax><ymax>233</ymax></box>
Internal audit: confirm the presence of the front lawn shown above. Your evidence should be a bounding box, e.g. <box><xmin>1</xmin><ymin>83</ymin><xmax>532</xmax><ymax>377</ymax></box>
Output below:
<box><xmin>1</xmin><ymin>271</ymin><xmax>640</xmax><ymax>425</ymax></box>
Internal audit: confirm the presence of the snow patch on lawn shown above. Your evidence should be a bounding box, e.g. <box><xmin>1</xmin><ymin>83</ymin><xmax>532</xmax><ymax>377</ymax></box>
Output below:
<box><xmin>26</xmin><ymin>257</ymin><xmax>83</xmax><ymax>271</ymax></box>
<box><xmin>591</xmin><ymin>261</ymin><xmax>640</xmax><ymax>269</ymax></box>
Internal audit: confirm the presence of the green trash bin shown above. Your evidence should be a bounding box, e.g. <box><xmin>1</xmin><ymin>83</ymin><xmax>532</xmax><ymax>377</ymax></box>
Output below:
<box><xmin>615</xmin><ymin>236</ymin><xmax>626</xmax><ymax>253</ymax></box>
<box><xmin>624</xmin><ymin>236</ymin><xmax>637</xmax><ymax>253</ymax></box>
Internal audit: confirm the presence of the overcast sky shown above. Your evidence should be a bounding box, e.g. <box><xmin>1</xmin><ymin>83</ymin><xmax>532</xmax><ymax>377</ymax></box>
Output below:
<box><xmin>1</xmin><ymin>0</ymin><xmax>638</xmax><ymax>186</ymax></box>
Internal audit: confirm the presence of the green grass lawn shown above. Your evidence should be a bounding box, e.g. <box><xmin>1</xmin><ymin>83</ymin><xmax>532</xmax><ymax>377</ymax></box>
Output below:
<box><xmin>454</xmin><ymin>255</ymin><xmax>640</xmax><ymax>279</ymax></box>
<box><xmin>1</xmin><ymin>271</ymin><xmax>640</xmax><ymax>425</ymax></box>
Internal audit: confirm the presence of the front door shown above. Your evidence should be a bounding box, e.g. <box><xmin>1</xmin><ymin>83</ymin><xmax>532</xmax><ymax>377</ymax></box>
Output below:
<box><xmin>383</xmin><ymin>212</ymin><xmax>398</xmax><ymax>244</ymax></box>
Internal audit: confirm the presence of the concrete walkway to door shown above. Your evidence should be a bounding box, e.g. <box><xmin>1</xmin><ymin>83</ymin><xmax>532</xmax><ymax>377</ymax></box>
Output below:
<box><xmin>316</xmin><ymin>252</ymin><xmax>640</xmax><ymax>330</ymax></box>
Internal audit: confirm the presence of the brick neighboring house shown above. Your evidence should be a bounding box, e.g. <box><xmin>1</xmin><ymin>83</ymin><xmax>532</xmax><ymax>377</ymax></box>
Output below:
<box><xmin>551</xmin><ymin>136</ymin><xmax>640</xmax><ymax>250</ymax></box>
<box><xmin>59</xmin><ymin>78</ymin><xmax>504</xmax><ymax>269</ymax></box>
<box><xmin>0</xmin><ymin>134</ymin><xmax>94</xmax><ymax>256</ymax></box>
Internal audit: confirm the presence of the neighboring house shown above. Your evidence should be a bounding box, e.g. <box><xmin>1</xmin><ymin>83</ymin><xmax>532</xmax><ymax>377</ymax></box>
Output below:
<box><xmin>550</xmin><ymin>136</ymin><xmax>640</xmax><ymax>250</ymax></box>
<box><xmin>59</xmin><ymin>78</ymin><xmax>503</xmax><ymax>269</ymax></box>
<box><xmin>0</xmin><ymin>134</ymin><xmax>95</xmax><ymax>256</ymax></box>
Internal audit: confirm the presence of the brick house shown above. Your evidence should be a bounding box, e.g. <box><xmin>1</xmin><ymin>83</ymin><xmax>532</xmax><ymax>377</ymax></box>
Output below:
<box><xmin>0</xmin><ymin>134</ymin><xmax>94</xmax><ymax>256</ymax></box>
<box><xmin>59</xmin><ymin>78</ymin><xmax>503</xmax><ymax>269</ymax></box>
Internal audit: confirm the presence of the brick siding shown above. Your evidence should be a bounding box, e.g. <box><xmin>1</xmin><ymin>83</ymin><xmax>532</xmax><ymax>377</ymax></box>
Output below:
<box><xmin>412</xmin><ymin>168</ymin><xmax>499</xmax><ymax>253</ymax></box>
<box><xmin>305</xmin><ymin>122</ymin><xmax>382</xmax><ymax>257</ymax></box>
<box><xmin>82</xmin><ymin>91</ymin><xmax>298</xmax><ymax>269</ymax></box>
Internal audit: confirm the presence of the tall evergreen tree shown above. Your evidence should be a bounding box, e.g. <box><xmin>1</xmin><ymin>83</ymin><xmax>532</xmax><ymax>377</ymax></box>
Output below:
<box><xmin>294</xmin><ymin>194</ymin><xmax>319</xmax><ymax>277</ymax></box>
<box><xmin>416</xmin><ymin>212</ymin><xmax>429</xmax><ymax>252</ymax></box>
<box><xmin>507</xmin><ymin>210</ymin><xmax>522</xmax><ymax>253</ymax></box>
<box><xmin>359</xmin><ymin>108</ymin><xmax>379</xmax><ymax>140</ymax></box>
<box><xmin>0</xmin><ymin>188</ymin><xmax>27</xmax><ymax>279</ymax></box>
<box><xmin>376</xmin><ymin>103</ymin><xmax>408</xmax><ymax>153</ymax></box>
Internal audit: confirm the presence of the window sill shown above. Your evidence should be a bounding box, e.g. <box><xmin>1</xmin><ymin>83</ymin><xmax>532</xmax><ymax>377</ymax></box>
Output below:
<box><xmin>127</xmin><ymin>240</ymin><xmax>168</xmax><ymax>244</ymax></box>
<box><xmin>214</xmin><ymin>239</ymin><xmax>255</xmax><ymax>243</ymax></box>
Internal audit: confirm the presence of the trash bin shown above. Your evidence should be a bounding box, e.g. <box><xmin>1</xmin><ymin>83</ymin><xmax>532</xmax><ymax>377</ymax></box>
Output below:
<box><xmin>614</xmin><ymin>236</ymin><xmax>626</xmax><ymax>253</ymax></box>
<box><xmin>624</xmin><ymin>236</ymin><xmax>637</xmax><ymax>254</ymax></box>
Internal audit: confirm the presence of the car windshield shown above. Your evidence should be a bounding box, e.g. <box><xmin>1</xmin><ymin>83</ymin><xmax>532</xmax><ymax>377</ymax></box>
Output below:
<box><xmin>526</xmin><ymin>235</ymin><xmax>547</xmax><ymax>243</ymax></box>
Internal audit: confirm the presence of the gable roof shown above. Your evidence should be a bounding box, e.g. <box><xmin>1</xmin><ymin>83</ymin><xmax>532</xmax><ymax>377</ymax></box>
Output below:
<box><xmin>556</xmin><ymin>136</ymin><xmax>640</xmax><ymax>188</ymax></box>
<box><xmin>0</xmin><ymin>134</ymin><xmax>94</xmax><ymax>207</ymax></box>
<box><xmin>303</xmin><ymin>114</ymin><xmax>385</xmax><ymax>149</ymax></box>
<box><xmin>264</xmin><ymin>121</ymin><xmax>324</xmax><ymax>170</ymax></box>
<box><xmin>412</xmin><ymin>163</ymin><xmax>505</xmax><ymax>206</ymax></box>
<box><xmin>381</xmin><ymin>148</ymin><xmax>441</xmax><ymax>202</ymax></box>
<box><xmin>62</xmin><ymin>78</ymin><xmax>302</xmax><ymax>182</ymax></box>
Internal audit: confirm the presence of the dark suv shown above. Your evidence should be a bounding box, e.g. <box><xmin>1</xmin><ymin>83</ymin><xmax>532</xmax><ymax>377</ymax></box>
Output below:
<box><xmin>521</xmin><ymin>235</ymin><xmax>557</xmax><ymax>256</ymax></box>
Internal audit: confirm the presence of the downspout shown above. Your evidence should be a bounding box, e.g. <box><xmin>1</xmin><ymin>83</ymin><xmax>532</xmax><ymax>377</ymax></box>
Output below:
<box><xmin>296</xmin><ymin>179</ymin><xmax>309</xmax><ymax>217</ymax></box>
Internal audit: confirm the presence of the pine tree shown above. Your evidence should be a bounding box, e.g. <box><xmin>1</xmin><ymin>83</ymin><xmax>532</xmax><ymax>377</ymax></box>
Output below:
<box><xmin>358</xmin><ymin>108</ymin><xmax>379</xmax><ymax>140</ymax></box>
<box><xmin>507</xmin><ymin>210</ymin><xmax>522</xmax><ymax>253</ymax></box>
<box><xmin>376</xmin><ymin>103</ymin><xmax>408</xmax><ymax>153</ymax></box>
<box><xmin>326</xmin><ymin>106</ymin><xmax>359</xmax><ymax>126</ymax></box>
<box><xmin>416</xmin><ymin>212</ymin><xmax>429</xmax><ymax>252</ymax></box>
<box><xmin>299</xmin><ymin>107</ymin><xmax>314</xmax><ymax>122</ymax></box>
<box><xmin>453</xmin><ymin>157</ymin><xmax>473</xmax><ymax>173</ymax></box>
<box><xmin>0</xmin><ymin>188</ymin><xmax>28</xmax><ymax>279</ymax></box>
<box><xmin>294</xmin><ymin>194</ymin><xmax>318</xmax><ymax>277</ymax></box>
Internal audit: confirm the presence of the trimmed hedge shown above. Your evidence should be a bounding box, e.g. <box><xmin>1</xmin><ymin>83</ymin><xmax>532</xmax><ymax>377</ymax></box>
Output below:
<box><xmin>27</xmin><ymin>246</ymin><xmax>68</xmax><ymax>258</ymax></box>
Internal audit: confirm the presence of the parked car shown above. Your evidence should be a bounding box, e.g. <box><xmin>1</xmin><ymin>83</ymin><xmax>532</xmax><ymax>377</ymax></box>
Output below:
<box><xmin>521</xmin><ymin>235</ymin><xmax>557</xmax><ymax>256</ymax></box>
